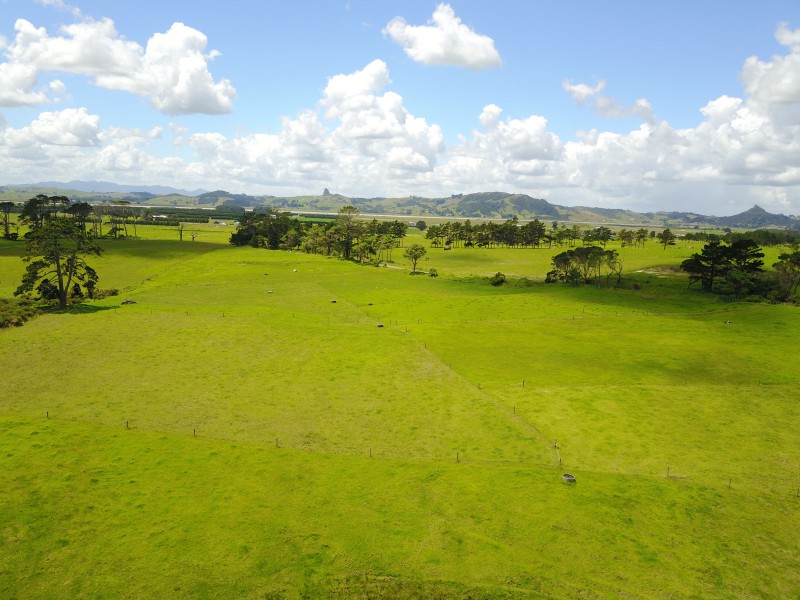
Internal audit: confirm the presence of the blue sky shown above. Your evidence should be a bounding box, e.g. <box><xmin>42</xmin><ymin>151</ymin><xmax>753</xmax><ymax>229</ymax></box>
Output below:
<box><xmin>1</xmin><ymin>0</ymin><xmax>799</xmax><ymax>216</ymax></box>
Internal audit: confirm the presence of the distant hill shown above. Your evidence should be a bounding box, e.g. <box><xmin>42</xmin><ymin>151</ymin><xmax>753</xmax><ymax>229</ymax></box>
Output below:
<box><xmin>445</xmin><ymin>192</ymin><xmax>558</xmax><ymax>219</ymax></box>
<box><xmin>712</xmin><ymin>205</ymin><xmax>796</xmax><ymax>228</ymax></box>
<box><xmin>196</xmin><ymin>190</ymin><xmax>259</xmax><ymax>207</ymax></box>
<box><xmin>3</xmin><ymin>182</ymin><xmax>798</xmax><ymax>229</ymax></box>
<box><xmin>14</xmin><ymin>180</ymin><xmax>206</xmax><ymax>197</ymax></box>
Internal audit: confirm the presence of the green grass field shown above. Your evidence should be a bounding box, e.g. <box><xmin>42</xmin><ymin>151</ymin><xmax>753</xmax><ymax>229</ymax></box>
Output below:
<box><xmin>1</xmin><ymin>229</ymin><xmax>799</xmax><ymax>598</ymax></box>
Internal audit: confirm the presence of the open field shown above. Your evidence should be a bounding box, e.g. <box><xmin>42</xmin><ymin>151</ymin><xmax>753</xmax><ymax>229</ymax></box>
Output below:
<box><xmin>2</xmin><ymin>231</ymin><xmax>799</xmax><ymax>598</ymax></box>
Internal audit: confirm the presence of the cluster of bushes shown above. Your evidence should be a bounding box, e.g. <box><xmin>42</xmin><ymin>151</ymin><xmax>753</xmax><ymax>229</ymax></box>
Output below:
<box><xmin>0</xmin><ymin>297</ymin><xmax>39</xmax><ymax>328</ymax></box>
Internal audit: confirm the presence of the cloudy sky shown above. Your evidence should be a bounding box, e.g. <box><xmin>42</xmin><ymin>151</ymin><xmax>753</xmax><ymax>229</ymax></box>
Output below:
<box><xmin>1</xmin><ymin>0</ymin><xmax>799</xmax><ymax>216</ymax></box>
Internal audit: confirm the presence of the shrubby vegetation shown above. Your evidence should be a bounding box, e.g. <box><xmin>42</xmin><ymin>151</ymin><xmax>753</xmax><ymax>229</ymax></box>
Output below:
<box><xmin>0</xmin><ymin>297</ymin><xmax>39</xmax><ymax>327</ymax></box>
<box><xmin>489</xmin><ymin>271</ymin><xmax>506</xmax><ymax>286</ymax></box>
<box><xmin>229</xmin><ymin>206</ymin><xmax>409</xmax><ymax>264</ymax></box>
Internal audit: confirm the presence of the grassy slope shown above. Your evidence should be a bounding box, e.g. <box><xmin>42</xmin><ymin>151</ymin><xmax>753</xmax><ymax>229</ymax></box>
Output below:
<box><xmin>1</xmin><ymin>232</ymin><xmax>799</xmax><ymax>598</ymax></box>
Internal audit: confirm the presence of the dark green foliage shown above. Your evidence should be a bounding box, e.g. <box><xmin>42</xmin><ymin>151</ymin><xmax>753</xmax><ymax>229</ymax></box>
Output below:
<box><xmin>772</xmin><ymin>250</ymin><xmax>800</xmax><ymax>299</ymax></box>
<box><xmin>333</xmin><ymin>206</ymin><xmax>361</xmax><ymax>260</ymax></box>
<box><xmin>229</xmin><ymin>207</ymin><xmax>408</xmax><ymax>264</ymax></box>
<box><xmin>489</xmin><ymin>272</ymin><xmax>506</xmax><ymax>286</ymax></box>
<box><xmin>680</xmin><ymin>239</ymin><xmax>764</xmax><ymax>295</ymax></box>
<box><xmin>20</xmin><ymin>194</ymin><xmax>69</xmax><ymax>229</ymax></box>
<box><xmin>581</xmin><ymin>226</ymin><xmax>614</xmax><ymax>246</ymax></box>
<box><xmin>403</xmin><ymin>243</ymin><xmax>427</xmax><ymax>273</ymax></box>
<box><xmin>15</xmin><ymin>219</ymin><xmax>103</xmax><ymax>308</ymax></box>
<box><xmin>425</xmin><ymin>218</ymin><xmax>553</xmax><ymax>249</ymax></box>
<box><xmin>519</xmin><ymin>219</ymin><xmax>547</xmax><ymax>247</ymax></box>
<box><xmin>1</xmin><ymin>200</ymin><xmax>17</xmax><ymax>238</ymax></box>
<box><xmin>229</xmin><ymin>209</ymin><xmax>298</xmax><ymax>249</ymax></box>
<box><xmin>685</xmin><ymin>228</ymin><xmax>800</xmax><ymax>246</ymax></box>
<box><xmin>546</xmin><ymin>246</ymin><xmax>619</xmax><ymax>285</ymax></box>
<box><xmin>0</xmin><ymin>297</ymin><xmax>39</xmax><ymax>327</ymax></box>
<box><xmin>656</xmin><ymin>228</ymin><xmax>677</xmax><ymax>249</ymax></box>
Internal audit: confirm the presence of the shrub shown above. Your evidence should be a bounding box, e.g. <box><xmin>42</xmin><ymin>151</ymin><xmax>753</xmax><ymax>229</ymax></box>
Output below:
<box><xmin>91</xmin><ymin>288</ymin><xmax>120</xmax><ymax>300</ymax></box>
<box><xmin>489</xmin><ymin>272</ymin><xmax>506</xmax><ymax>286</ymax></box>
<box><xmin>428</xmin><ymin>268</ymin><xmax>438</xmax><ymax>278</ymax></box>
<box><xmin>0</xmin><ymin>297</ymin><xmax>39</xmax><ymax>328</ymax></box>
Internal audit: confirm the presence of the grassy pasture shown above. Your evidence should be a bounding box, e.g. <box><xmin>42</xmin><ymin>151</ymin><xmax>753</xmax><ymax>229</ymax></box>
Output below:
<box><xmin>2</xmin><ymin>234</ymin><xmax>800</xmax><ymax>598</ymax></box>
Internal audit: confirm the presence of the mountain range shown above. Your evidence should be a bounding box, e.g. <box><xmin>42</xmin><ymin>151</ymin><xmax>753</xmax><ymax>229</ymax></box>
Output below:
<box><xmin>2</xmin><ymin>182</ymin><xmax>797</xmax><ymax>230</ymax></box>
<box><xmin>10</xmin><ymin>180</ymin><xmax>206</xmax><ymax>197</ymax></box>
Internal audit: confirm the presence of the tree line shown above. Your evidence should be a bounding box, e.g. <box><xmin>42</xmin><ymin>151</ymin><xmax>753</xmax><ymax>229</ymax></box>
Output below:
<box><xmin>229</xmin><ymin>206</ymin><xmax>410</xmax><ymax>264</ymax></box>
<box><xmin>684</xmin><ymin>228</ymin><xmax>800</xmax><ymax>247</ymax></box>
<box><xmin>422</xmin><ymin>219</ymin><xmax>666</xmax><ymax>250</ymax></box>
<box><xmin>1</xmin><ymin>194</ymin><xmax>246</xmax><ymax>241</ymax></box>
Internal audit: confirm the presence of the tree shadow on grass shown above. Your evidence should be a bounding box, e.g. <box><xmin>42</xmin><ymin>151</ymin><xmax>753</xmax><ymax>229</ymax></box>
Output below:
<box><xmin>97</xmin><ymin>239</ymin><xmax>226</xmax><ymax>258</ymax></box>
<box><xmin>45</xmin><ymin>303</ymin><xmax>118</xmax><ymax>316</ymax></box>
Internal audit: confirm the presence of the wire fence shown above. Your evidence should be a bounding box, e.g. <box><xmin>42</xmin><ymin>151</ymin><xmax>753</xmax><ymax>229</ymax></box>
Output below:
<box><xmin>13</xmin><ymin>407</ymin><xmax>799</xmax><ymax>498</ymax></box>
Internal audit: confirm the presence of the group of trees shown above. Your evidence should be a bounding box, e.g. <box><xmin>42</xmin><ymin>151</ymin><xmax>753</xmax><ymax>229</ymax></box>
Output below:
<box><xmin>423</xmin><ymin>219</ymin><xmax>661</xmax><ymax>250</ymax></box>
<box><xmin>680</xmin><ymin>238</ymin><xmax>800</xmax><ymax>300</ymax></box>
<box><xmin>4</xmin><ymin>194</ymin><xmax>234</xmax><ymax>241</ymax></box>
<box><xmin>425</xmin><ymin>218</ymin><xmax>550</xmax><ymax>248</ymax></box>
<box><xmin>684</xmin><ymin>228</ymin><xmax>800</xmax><ymax>247</ymax></box>
<box><xmin>680</xmin><ymin>239</ymin><xmax>765</xmax><ymax>294</ymax></box>
<box><xmin>545</xmin><ymin>247</ymin><xmax>624</xmax><ymax>286</ymax></box>
<box><xmin>229</xmin><ymin>206</ymin><xmax>410</xmax><ymax>264</ymax></box>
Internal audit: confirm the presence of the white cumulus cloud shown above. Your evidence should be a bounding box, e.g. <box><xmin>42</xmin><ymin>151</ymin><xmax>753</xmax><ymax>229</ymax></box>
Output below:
<box><xmin>0</xmin><ymin>61</ymin><xmax>52</xmax><ymax>106</ymax></box>
<box><xmin>384</xmin><ymin>3</ymin><xmax>501</xmax><ymax>70</ymax></box>
<box><xmin>22</xmin><ymin>107</ymin><xmax>100</xmax><ymax>146</ymax></box>
<box><xmin>3</xmin><ymin>24</ymin><xmax>800</xmax><ymax>216</ymax></box>
<box><xmin>741</xmin><ymin>22</ymin><xmax>800</xmax><ymax>104</ymax></box>
<box><xmin>0</xmin><ymin>17</ymin><xmax>235</xmax><ymax>114</ymax></box>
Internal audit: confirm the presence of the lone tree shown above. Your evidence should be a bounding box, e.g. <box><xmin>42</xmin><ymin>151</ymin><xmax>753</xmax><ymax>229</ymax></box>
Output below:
<box><xmin>15</xmin><ymin>219</ymin><xmax>103</xmax><ymax>308</ymax></box>
<box><xmin>656</xmin><ymin>228</ymin><xmax>677</xmax><ymax>249</ymax></box>
<box><xmin>1</xmin><ymin>201</ymin><xmax>16</xmax><ymax>238</ymax></box>
<box><xmin>773</xmin><ymin>249</ymin><xmax>800</xmax><ymax>298</ymax></box>
<box><xmin>404</xmin><ymin>243</ymin><xmax>427</xmax><ymax>273</ymax></box>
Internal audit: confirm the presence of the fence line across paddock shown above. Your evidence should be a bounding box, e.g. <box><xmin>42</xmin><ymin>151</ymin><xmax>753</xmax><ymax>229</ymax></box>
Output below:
<box><xmin>13</xmin><ymin>407</ymin><xmax>800</xmax><ymax>498</ymax></box>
